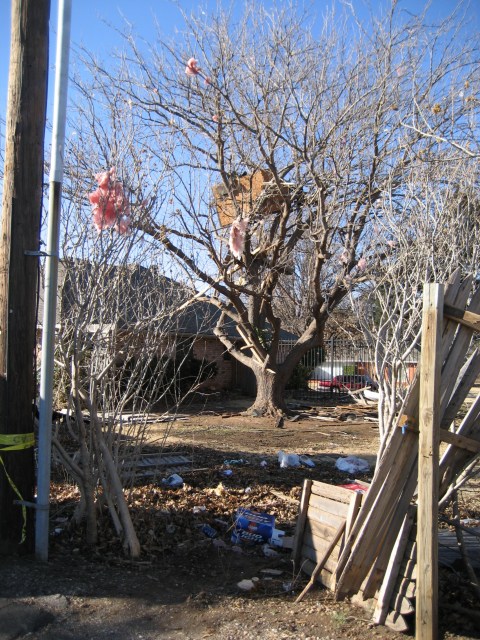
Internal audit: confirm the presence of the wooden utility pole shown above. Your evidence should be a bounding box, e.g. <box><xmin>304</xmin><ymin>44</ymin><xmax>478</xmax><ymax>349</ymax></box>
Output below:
<box><xmin>416</xmin><ymin>283</ymin><xmax>443</xmax><ymax>640</ymax></box>
<box><xmin>0</xmin><ymin>0</ymin><xmax>50</xmax><ymax>554</ymax></box>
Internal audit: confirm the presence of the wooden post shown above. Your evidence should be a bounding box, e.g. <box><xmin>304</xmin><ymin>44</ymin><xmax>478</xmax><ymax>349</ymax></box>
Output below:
<box><xmin>292</xmin><ymin>479</ymin><xmax>312</xmax><ymax>568</ymax></box>
<box><xmin>416</xmin><ymin>283</ymin><xmax>443</xmax><ymax>640</ymax></box>
<box><xmin>0</xmin><ymin>0</ymin><xmax>50</xmax><ymax>554</ymax></box>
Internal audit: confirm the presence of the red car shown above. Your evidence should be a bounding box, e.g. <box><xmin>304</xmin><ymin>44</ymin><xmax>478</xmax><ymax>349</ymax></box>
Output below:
<box><xmin>309</xmin><ymin>374</ymin><xmax>378</xmax><ymax>392</ymax></box>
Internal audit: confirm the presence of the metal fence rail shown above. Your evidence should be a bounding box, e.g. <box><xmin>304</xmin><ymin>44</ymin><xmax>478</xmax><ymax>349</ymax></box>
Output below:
<box><xmin>282</xmin><ymin>337</ymin><xmax>418</xmax><ymax>402</ymax></box>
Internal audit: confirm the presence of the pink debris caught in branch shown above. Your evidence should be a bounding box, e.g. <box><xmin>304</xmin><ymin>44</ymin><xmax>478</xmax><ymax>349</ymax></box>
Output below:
<box><xmin>185</xmin><ymin>57</ymin><xmax>201</xmax><ymax>76</ymax></box>
<box><xmin>357</xmin><ymin>257</ymin><xmax>367</xmax><ymax>271</ymax></box>
<box><xmin>88</xmin><ymin>167</ymin><xmax>131</xmax><ymax>234</ymax></box>
<box><xmin>229</xmin><ymin>217</ymin><xmax>248</xmax><ymax>259</ymax></box>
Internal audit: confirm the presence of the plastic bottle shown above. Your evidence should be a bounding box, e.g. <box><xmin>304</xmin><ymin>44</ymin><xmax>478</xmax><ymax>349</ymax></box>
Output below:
<box><xmin>201</xmin><ymin>524</ymin><xmax>218</xmax><ymax>538</ymax></box>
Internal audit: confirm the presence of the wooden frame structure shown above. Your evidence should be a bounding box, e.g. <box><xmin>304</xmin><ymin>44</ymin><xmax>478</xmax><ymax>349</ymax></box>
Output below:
<box><xmin>292</xmin><ymin>271</ymin><xmax>480</xmax><ymax>637</ymax></box>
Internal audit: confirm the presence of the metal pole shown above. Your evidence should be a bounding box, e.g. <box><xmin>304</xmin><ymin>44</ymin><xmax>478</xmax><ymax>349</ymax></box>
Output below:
<box><xmin>330</xmin><ymin>336</ymin><xmax>335</xmax><ymax>397</ymax></box>
<box><xmin>36</xmin><ymin>0</ymin><xmax>72</xmax><ymax>561</ymax></box>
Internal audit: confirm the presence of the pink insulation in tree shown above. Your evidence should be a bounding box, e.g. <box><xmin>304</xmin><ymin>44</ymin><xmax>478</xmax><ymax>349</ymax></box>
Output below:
<box><xmin>229</xmin><ymin>217</ymin><xmax>249</xmax><ymax>259</ymax></box>
<box><xmin>185</xmin><ymin>57</ymin><xmax>201</xmax><ymax>76</ymax></box>
<box><xmin>88</xmin><ymin>167</ymin><xmax>131</xmax><ymax>234</ymax></box>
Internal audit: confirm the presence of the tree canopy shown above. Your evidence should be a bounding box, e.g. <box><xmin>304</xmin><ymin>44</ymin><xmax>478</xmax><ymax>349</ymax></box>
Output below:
<box><xmin>64</xmin><ymin>1</ymin><xmax>480</xmax><ymax>415</ymax></box>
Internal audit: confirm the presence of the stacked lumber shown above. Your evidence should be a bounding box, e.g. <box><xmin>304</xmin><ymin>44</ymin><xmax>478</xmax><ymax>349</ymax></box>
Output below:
<box><xmin>292</xmin><ymin>270</ymin><xmax>480</xmax><ymax>632</ymax></box>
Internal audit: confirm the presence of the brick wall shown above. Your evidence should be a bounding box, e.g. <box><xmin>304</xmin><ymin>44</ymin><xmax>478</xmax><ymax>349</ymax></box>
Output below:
<box><xmin>193</xmin><ymin>336</ymin><xmax>233</xmax><ymax>390</ymax></box>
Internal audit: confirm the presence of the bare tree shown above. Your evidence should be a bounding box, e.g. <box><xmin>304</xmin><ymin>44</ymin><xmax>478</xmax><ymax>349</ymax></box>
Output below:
<box><xmin>47</xmin><ymin>203</ymin><xmax>215</xmax><ymax>555</ymax></box>
<box><xmin>68</xmin><ymin>1</ymin><xmax>479</xmax><ymax>416</ymax></box>
<box><xmin>44</xmin><ymin>94</ymin><xmax>217</xmax><ymax>555</ymax></box>
<box><xmin>351</xmin><ymin>156</ymin><xmax>479</xmax><ymax>454</ymax></box>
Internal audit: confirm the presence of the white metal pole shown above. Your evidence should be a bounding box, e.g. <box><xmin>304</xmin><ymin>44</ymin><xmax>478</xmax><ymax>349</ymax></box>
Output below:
<box><xmin>36</xmin><ymin>0</ymin><xmax>72</xmax><ymax>561</ymax></box>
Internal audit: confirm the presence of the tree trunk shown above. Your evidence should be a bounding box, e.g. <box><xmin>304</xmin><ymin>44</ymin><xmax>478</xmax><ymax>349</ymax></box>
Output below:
<box><xmin>249</xmin><ymin>367</ymin><xmax>290</xmax><ymax>417</ymax></box>
<box><xmin>0</xmin><ymin>0</ymin><xmax>50</xmax><ymax>555</ymax></box>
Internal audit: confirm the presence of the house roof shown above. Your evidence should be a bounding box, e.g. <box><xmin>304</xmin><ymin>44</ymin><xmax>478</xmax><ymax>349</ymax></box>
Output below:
<box><xmin>38</xmin><ymin>260</ymin><xmax>298</xmax><ymax>342</ymax></box>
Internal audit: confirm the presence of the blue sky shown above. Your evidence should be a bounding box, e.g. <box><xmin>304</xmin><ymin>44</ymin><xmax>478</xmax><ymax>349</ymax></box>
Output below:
<box><xmin>1</xmin><ymin>0</ymin><xmax>479</xmax><ymax>147</ymax></box>
<box><xmin>0</xmin><ymin>0</ymin><xmax>208</xmax><ymax>126</ymax></box>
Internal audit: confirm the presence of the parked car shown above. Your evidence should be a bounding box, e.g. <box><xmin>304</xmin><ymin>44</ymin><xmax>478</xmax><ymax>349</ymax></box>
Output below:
<box><xmin>309</xmin><ymin>374</ymin><xmax>378</xmax><ymax>392</ymax></box>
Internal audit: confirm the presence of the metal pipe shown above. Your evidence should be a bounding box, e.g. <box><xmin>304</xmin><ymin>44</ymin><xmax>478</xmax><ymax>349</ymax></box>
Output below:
<box><xmin>36</xmin><ymin>0</ymin><xmax>72</xmax><ymax>561</ymax></box>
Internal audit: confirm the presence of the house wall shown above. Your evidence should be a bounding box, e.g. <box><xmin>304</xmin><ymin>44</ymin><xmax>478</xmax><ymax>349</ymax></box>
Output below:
<box><xmin>193</xmin><ymin>336</ymin><xmax>233</xmax><ymax>390</ymax></box>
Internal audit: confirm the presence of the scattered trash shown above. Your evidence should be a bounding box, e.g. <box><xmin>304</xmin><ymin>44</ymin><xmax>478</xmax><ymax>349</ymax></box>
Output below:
<box><xmin>283</xmin><ymin>581</ymin><xmax>294</xmax><ymax>593</ymax></box>
<box><xmin>339</xmin><ymin>412</ymin><xmax>358</xmax><ymax>422</ymax></box>
<box><xmin>222</xmin><ymin>469</ymin><xmax>233</xmax><ymax>477</ymax></box>
<box><xmin>299</xmin><ymin>455</ymin><xmax>315</xmax><ymax>468</ymax></box>
<box><xmin>224</xmin><ymin>459</ymin><xmax>247</xmax><ymax>465</ymax></box>
<box><xmin>262</xmin><ymin>543</ymin><xmax>279</xmax><ymax>557</ymax></box>
<box><xmin>201</xmin><ymin>524</ymin><xmax>218</xmax><ymax>538</ymax></box>
<box><xmin>277</xmin><ymin>450</ymin><xmax>300</xmax><ymax>468</ymax></box>
<box><xmin>269</xmin><ymin>528</ymin><xmax>286</xmax><ymax>547</ymax></box>
<box><xmin>237</xmin><ymin>578</ymin><xmax>258</xmax><ymax>591</ymax></box>
<box><xmin>213</xmin><ymin>518</ymin><xmax>229</xmax><ymax>528</ymax></box>
<box><xmin>232</xmin><ymin>508</ymin><xmax>275</xmax><ymax>545</ymax></box>
<box><xmin>269</xmin><ymin>528</ymin><xmax>294</xmax><ymax>549</ymax></box>
<box><xmin>244</xmin><ymin>486</ymin><xmax>252</xmax><ymax>494</ymax></box>
<box><xmin>193</xmin><ymin>505</ymin><xmax>207</xmax><ymax>514</ymax></box>
<box><xmin>339</xmin><ymin>482</ymin><xmax>368</xmax><ymax>493</ymax></box>
<box><xmin>214</xmin><ymin>482</ymin><xmax>226</xmax><ymax>496</ymax></box>
<box><xmin>335</xmin><ymin>456</ymin><xmax>370</xmax><ymax>474</ymax></box>
<box><xmin>260</xmin><ymin>568</ymin><xmax>283</xmax><ymax>576</ymax></box>
<box><xmin>162</xmin><ymin>473</ymin><xmax>184</xmax><ymax>488</ymax></box>
<box><xmin>260</xmin><ymin>460</ymin><xmax>268</xmax><ymax>467</ymax></box>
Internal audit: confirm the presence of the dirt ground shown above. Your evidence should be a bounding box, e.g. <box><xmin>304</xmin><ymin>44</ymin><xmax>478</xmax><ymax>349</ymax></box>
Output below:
<box><xmin>1</xmin><ymin>395</ymin><xmax>479</xmax><ymax>640</ymax></box>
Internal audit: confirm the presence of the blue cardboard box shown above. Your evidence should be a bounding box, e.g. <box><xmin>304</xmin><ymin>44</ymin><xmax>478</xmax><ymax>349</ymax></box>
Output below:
<box><xmin>231</xmin><ymin>508</ymin><xmax>275</xmax><ymax>545</ymax></box>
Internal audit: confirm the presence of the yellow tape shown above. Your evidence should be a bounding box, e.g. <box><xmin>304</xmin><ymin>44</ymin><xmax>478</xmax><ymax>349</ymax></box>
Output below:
<box><xmin>0</xmin><ymin>433</ymin><xmax>34</xmax><ymax>544</ymax></box>
<box><xmin>0</xmin><ymin>432</ymin><xmax>35</xmax><ymax>451</ymax></box>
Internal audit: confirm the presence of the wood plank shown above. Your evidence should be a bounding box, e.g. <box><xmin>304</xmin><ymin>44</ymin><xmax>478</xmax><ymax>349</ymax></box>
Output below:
<box><xmin>439</xmin><ymin>428</ymin><xmax>480</xmax><ymax>454</ymax></box>
<box><xmin>444</xmin><ymin>304</ymin><xmax>480</xmax><ymax>332</ymax></box>
<box><xmin>385</xmin><ymin>610</ymin><xmax>409</xmax><ymax>633</ymax></box>
<box><xmin>396</xmin><ymin>574</ymin><xmax>416</xmax><ymax>599</ymax></box>
<box><xmin>439</xmin><ymin>283</ymin><xmax>480</xmax><ymax>420</ymax></box>
<box><xmin>373</xmin><ymin>506</ymin><xmax>415</xmax><ymax>625</ymax></box>
<box><xmin>307</xmin><ymin>504</ymin><xmax>346</xmax><ymax>530</ymax></box>
<box><xmin>439</xmin><ymin>394</ymin><xmax>480</xmax><ymax>495</ymax></box>
<box><xmin>301</xmin><ymin>543</ymin><xmax>340</xmax><ymax>580</ymax></box>
<box><xmin>301</xmin><ymin>558</ymin><xmax>335</xmax><ymax>590</ymax></box>
<box><xmin>345</xmin><ymin>491</ymin><xmax>363</xmax><ymax>540</ymax></box>
<box><xmin>308</xmin><ymin>493</ymin><xmax>351</xmax><ymax>517</ymax></box>
<box><xmin>302</xmin><ymin>530</ymin><xmax>342</xmax><ymax>564</ymax></box>
<box><xmin>296</xmin><ymin>521</ymin><xmax>346</xmax><ymax>602</ymax></box>
<box><xmin>351</xmin><ymin>590</ymin><xmax>414</xmax><ymax>616</ymax></box>
<box><xmin>335</xmin><ymin>429</ymin><xmax>418</xmax><ymax>596</ymax></box>
<box><xmin>399</xmin><ymin>554</ymin><xmax>417</xmax><ymax>583</ymax></box>
<box><xmin>362</xmin><ymin>471</ymin><xmax>418</xmax><ymax>599</ymax></box>
<box><xmin>390</xmin><ymin>594</ymin><xmax>414</xmax><ymax>616</ymax></box>
<box><xmin>306</xmin><ymin>518</ymin><xmax>338</xmax><ymax>542</ymax></box>
<box><xmin>416</xmin><ymin>283</ymin><xmax>443</xmax><ymax>640</ymax></box>
<box><xmin>292</xmin><ymin>479</ymin><xmax>312</xmax><ymax>568</ymax></box>
<box><xmin>336</xmin><ymin>273</ymin><xmax>476</xmax><ymax>600</ymax></box>
<box><xmin>310</xmin><ymin>480</ymin><xmax>356</xmax><ymax>504</ymax></box>
<box><xmin>401</xmin><ymin>423</ymin><xmax>480</xmax><ymax>453</ymax></box>
<box><xmin>440</xmin><ymin>349</ymin><xmax>480</xmax><ymax>430</ymax></box>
